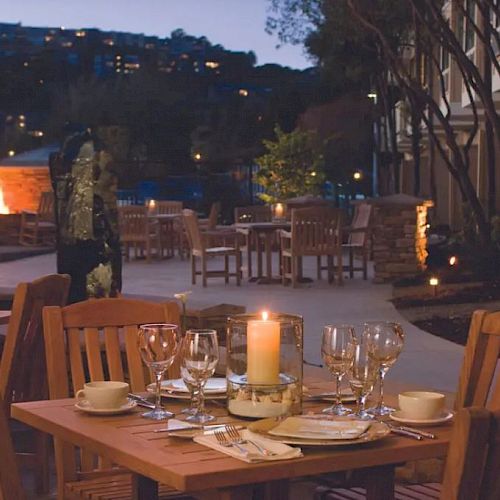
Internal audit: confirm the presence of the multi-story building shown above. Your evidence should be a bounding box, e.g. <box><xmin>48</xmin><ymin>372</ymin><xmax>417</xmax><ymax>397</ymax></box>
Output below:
<box><xmin>395</xmin><ymin>0</ymin><xmax>500</xmax><ymax>230</ymax></box>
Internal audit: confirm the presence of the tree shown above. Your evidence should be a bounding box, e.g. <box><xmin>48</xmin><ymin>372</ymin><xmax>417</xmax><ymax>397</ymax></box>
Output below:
<box><xmin>254</xmin><ymin>125</ymin><xmax>326</xmax><ymax>203</ymax></box>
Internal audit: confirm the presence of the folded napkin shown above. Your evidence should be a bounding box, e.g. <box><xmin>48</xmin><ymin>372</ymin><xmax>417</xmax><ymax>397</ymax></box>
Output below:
<box><xmin>194</xmin><ymin>429</ymin><xmax>302</xmax><ymax>463</ymax></box>
<box><xmin>269</xmin><ymin>416</ymin><xmax>370</xmax><ymax>440</ymax></box>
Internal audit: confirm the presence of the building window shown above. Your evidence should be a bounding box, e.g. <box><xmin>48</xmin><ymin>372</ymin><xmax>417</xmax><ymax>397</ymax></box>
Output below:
<box><xmin>464</xmin><ymin>0</ymin><xmax>475</xmax><ymax>53</ymax></box>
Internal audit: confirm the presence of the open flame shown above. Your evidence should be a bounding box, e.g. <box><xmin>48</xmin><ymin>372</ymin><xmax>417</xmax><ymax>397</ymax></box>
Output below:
<box><xmin>0</xmin><ymin>184</ymin><xmax>9</xmax><ymax>214</ymax></box>
<box><xmin>261</xmin><ymin>311</ymin><xmax>269</xmax><ymax>321</ymax></box>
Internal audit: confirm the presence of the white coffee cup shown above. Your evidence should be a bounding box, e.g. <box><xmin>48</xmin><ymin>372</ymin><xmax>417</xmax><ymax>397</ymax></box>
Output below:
<box><xmin>76</xmin><ymin>381</ymin><xmax>129</xmax><ymax>409</ymax></box>
<box><xmin>398</xmin><ymin>391</ymin><xmax>445</xmax><ymax>420</ymax></box>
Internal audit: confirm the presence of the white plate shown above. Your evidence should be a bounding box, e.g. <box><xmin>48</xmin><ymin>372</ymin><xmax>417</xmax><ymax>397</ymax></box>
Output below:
<box><xmin>389</xmin><ymin>410</ymin><xmax>454</xmax><ymax>426</ymax></box>
<box><xmin>75</xmin><ymin>399</ymin><xmax>137</xmax><ymax>415</ymax></box>
<box><xmin>163</xmin><ymin>378</ymin><xmax>227</xmax><ymax>394</ymax></box>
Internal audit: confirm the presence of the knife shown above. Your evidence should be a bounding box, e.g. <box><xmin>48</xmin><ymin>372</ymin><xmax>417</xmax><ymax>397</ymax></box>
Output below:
<box><xmin>154</xmin><ymin>423</ymin><xmax>239</xmax><ymax>434</ymax></box>
<box><xmin>388</xmin><ymin>425</ymin><xmax>423</xmax><ymax>440</ymax></box>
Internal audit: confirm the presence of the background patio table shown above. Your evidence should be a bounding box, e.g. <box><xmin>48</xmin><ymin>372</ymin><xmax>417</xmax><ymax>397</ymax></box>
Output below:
<box><xmin>11</xmin><ymin>373</ymin><xmax>452</xmax><ymax>500</ymax></box>
<box><xmin>0</xmin><ymin>310</ymin><xmax>10</xmax><ymax>325</ymax></box>
<box><xmin>235</xmin><ymin>222</ymin><xmax>290</xmax><ymax>284</ymax></box>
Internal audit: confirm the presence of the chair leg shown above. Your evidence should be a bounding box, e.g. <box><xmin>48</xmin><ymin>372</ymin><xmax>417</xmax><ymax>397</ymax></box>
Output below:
<box><xmin>224</xmin><ymin>255</ymin><xmax>229</xmax><ymax>284</ymax></box>
<box><xmin>236</xmin><ymin>251</ymin><xmax>241</xmax><ymax>286</ymax></box>
<box><xmin>191</xmin><ymin>254</ymin><xmax>196</xmax><ymax>285</ymax></box>
<box><xmin>34</xmin><ymin>431</ymin><xmax>50</xmax><ymax>495</ymax></box>
<box><xmin>146</xmin><ymin>239</ymin><xmax>151</xmax><ymax>263</ymax></box>
<box><xmin>327</xmin><ymin>255</ymin><xmax>334</xmax><ymax>284</ymax></box>
<box><xmin>292</xmin><ymin>256</ymin><xmax>298</xmax><ymax>288</ymax></box>
<box><xmin>349</xmin><ymin>248</ymin><xmax>354</xmax><ymax>278</ymax></box>
<box><xmin>317</xmin><ymin>256</ymin><xmax>322</xmax><ymax>280</ymax></box>
<box><xmin>363</xmin><ymin>248</ymin><xmax>368</xmax><ymax>280</ymax></box>
<box><xmin>202</xmin><ymin>255</ymin><xmax>207</xmax><ymax>287</ymax></box>
<box><xmin>337</xmin><ymin>248</ymin><xmax>344</xmax><ymax>285</ymax></box>
<box><xmin>247</xmin><ymin>234</ymin><xmax>252</xmax><ymax>279</ymax></box>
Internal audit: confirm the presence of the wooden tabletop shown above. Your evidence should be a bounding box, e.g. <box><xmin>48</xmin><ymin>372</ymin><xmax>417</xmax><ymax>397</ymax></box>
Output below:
<box><xmin>235</xmin><ymin>222</ymin><xmax>290</xmax><ymax>231</ymax></box>
<box><xmin>11</xmin><ymin>376</ymin><xmax>452</xmax><ymax>498</ymax></box>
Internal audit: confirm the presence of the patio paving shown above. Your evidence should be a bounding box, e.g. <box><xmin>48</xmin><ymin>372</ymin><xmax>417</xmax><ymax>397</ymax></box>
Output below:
<box><xmin>0</xmin><ymin>251</ymin><xmax>464</xmax><ymax>393</ymax></box>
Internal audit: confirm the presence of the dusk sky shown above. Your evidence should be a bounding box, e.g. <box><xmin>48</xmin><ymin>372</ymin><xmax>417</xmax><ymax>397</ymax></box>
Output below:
<box><xmin>1</xmin><ymin>0</ymin><xmax>313</xmax><ymax>69</ymax></box>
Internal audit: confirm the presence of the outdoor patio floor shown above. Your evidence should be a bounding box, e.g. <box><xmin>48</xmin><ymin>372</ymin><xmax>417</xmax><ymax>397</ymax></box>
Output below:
<box><xmin>0</xmin><ymin>251</ymin><xmax>464</xmax><ymax>393</ymax></box>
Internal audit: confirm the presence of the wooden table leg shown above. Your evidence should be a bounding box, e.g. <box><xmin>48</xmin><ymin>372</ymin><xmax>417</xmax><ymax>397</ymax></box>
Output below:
<box><xmin>195</xmin><ymin>485</ymin><xmax>253</xmax><ymax>500</ymax></box>
<box><xmin>132</xmin><ymin>474</ymin><xmax>158</xmax><ymax>500</ymax></box>
<box><xmin>256</xmin><ymin>232</ymin><xmax>263</xmax><ymax>279</ymax></box>
<box><xmin>265</xmin><ymin>232</ymin><xmax>273</xmax><ymax>280</ymax></box>
<box><xmin>255</xmin><ymin>479</ymin><xmax>289</xmax><ymax>500</ymax></box>
<box><xmin>364</xmin><ymin>464</ymin><xmax>395</xmax><ymax>500</ymax></box>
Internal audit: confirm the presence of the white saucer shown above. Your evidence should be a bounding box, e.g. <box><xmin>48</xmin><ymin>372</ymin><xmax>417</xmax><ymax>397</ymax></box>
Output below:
<box><xmin>75</xmin><ymin>399</ymin><xmax>137</xmax><ymax>415</ymax></box>
<box><xmin>390</xmin><ymin>410</ymin><xmax>454</xmax><ymax>426</ymax></box>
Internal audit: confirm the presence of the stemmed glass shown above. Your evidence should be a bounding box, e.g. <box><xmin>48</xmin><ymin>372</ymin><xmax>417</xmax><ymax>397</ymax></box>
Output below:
<box><xmin>181</xmin><ymin>380</ymin><xmax>199</xmax><ymax>415</ymax></box>
<box><xmin>138</xmin><ymin>323</ymin><xmax>180</xmax><ymax>420</ymax></box>
<box><xmin>321</xmin><ymin>325</ymin><xmax>356</xmax><ymax>415</ymax></box>
<box><xmin>348</xmin><ymin>338</ymin><xmax>379</xmax><ymax>420</ymax></box>
<box><xmin>180</xmin><ymin>329</ymin><xmax>219</xmax><ymax>424</ymax></box>
<box><xmin>364</xmin><ymin>321</ymin><xmax>405</xmax><ymax>416</ymax></box>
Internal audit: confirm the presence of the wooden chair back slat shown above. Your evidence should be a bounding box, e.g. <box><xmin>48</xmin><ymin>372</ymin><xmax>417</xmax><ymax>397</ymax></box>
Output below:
<box><xmin>68</xmin><ymin>328</ymin><xmax>86</xmax><ymax>393</ymax></box>
<box><xmin>156</xmin><ymin>201</ymin><xmax>182</xmax><ymax>215</ymax></box>
<box><xmin>104</xmin><ymin>327</ymin><xmax>125</xmax><ymax>381</ymax></box>
<box><xmin>183</xmin><ymin>209</ymin><xmax>204</xmax><ymax>253</ymax></box>
<box><xmin>124</xmin><ymin>324</ymin><xmax>147</xmax><ymax>392</ymax></box>
<box><xmin>84</xmin><ymin>327</ymin><xmax>105</xmax><ymax>381</ymax></box>
<box><xmin>455</xmin><ymin>310</ymin><xmax>500</xmax><ymax>411</ymax></box>
<box><xmin>234</xmin><ymin>205</ymin><xmax>272</xmax><ymax>223</ymax></box>
<box><xmin>43</xmin><ymin>298</ymin><xmax>181</xmax><ymax>494</ymax></box>
<box><xmin>0</xmin><ymin>274</ymin><xmax>70</xmax><ymax>408</ymax></box>
<box><xmin>118</xmin><ymin>206</ymin><xmax>148</xmax><ymax>239</ymax></box>
<box><xmin>440</xmin><ymin>407</ymin><xmax>493</xmax><ymax>500</ymax></box>
<box><xmin>0</xmin><ymin>395</ymin><xmax>25</xmax><ymax>500</ymax></box>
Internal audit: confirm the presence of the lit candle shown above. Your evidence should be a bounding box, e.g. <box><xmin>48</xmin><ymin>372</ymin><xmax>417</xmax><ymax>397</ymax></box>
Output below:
<box><xmin>247</xmin><ymin>311</ymin><xmax>280</xmax><ymax>385</ymax></box>
<box><xmin>148</xmin><ymin>199</ymin><xmax>156</xmax><ymax>214</ymax></box>
<box><xmin>274</xmin><ymin>203</ymin><xmax>284</xmax><ymax>219</ymax></box>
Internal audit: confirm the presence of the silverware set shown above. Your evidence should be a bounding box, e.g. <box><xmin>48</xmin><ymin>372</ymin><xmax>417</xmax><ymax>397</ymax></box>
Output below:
<box><xmin>386</xmin><ymin>423</ymin><xmax>436</xmax><ymax>440</ymax></box>
<box><xmin>214</xmin><ymin>424</ymin><xmax>276</xmax><ymax>457</ymax></box>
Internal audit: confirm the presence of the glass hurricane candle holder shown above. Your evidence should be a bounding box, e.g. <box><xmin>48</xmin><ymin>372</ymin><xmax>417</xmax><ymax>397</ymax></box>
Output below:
<box><xmin>271</xmin><ymin>202</ymin><xmax>286</xmax><ymax>222</ymax></box>
<box><xmin>226</xmin><ymin>312</ymin><xmax>303</xmax><ymax>419</ymax></box>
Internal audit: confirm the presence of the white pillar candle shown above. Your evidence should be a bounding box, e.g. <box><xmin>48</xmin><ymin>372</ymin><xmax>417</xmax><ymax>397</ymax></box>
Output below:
<box><xmin>274</xmin><ymin>203</ymin><xmax>284</xmax><ymax>219</ymax></box>
<box><xmin>247</xmin><ymin>312</ymin><xmax>280</xmax><ymax>385</ymax></box>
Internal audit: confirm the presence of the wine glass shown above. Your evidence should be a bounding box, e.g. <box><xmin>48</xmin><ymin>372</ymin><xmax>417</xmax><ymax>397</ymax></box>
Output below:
<box><xmin>364</xmin><ymin>321</ymin><xmax>405</xmax><ymax>416</ymax></box>
<box><xmin>321</xmin><ymin>325</ymin><xmax>356</xmax><ymax>415</ymax></box>
<box><xmin>181</xmin><ymin>379</ymin><xmax>199</xmax><ymax>415</ymax></box>
<box><xmin>348</xmin><ymin>338</ymin><xmax>379</xmax><ymax>420</ymax></box>
<box><xmin>138</xmin><ymin>323</ymin><xmax>180</xmax><ymax>420</ymax></box>
<box><xmin>180</xmin><ymin>329</ymin><xmax>219</xmax><ymax>424</ymax></box>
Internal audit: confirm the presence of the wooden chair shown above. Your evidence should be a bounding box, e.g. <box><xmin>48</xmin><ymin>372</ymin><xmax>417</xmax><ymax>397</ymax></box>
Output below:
<box><xmin>342</xmin><ymin>203</ymin><xmax>372</xmax><ymax>280</ymax></box>
<box><xmin>0</xmin><ymin>273</ymin><xmax>70</xmax><ymax>495</ymax></box>
<box><xmin>317</xmin><ymin>406</ymin><xmax>500</xmax><ymax>500</ymax></box>
<box><xmin>183</xmin><ymin>209</ymin><xmax>241</xmax><ymax>287</ymax></box>
<box><xmin>156</xmin><ymin>201</ymin><xmax>183</xmax><ymax>215</ymax></box>
<box><xmin>156</xmin><ymin>201</ymin><xmax>184</xmax><ymax>258</ymax></box>
<box><xmin>42</xmin><ymin>298</ymin><xmax>188</xmax><ymax>500</ymax></box>
<box><xmin>0</xmin><ymin>394</ymin><xmax>26</xmax><ymax>500</ymax></box>
<box><xmin>280</xmin><ymin>206</ymin><xmax>343</xmax><ymax>287</ymax></box>
<box><xmin>118</xmin><ymin>205</ymin><xmax>159</xmax><ymax>263</ymax></box>
<box><xmin>19</xmin><ymin>191</ymin><xmax>56</xmax><ymax>246</ymax></box>
<box><xmin>454</xmin><ymin>309</ymin><xmax>500</xmax><ymax>412</ymax></box>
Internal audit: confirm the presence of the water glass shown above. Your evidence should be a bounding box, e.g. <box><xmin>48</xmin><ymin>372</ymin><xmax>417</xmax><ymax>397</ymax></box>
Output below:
<box><xmin>180</xmin><ymin>329</ymin><xmax>219</xmax><ymax>424</ymax></box>
<box><xmin>364</xmin><ymin>321</ymin><xmax>404</xmax><ymax>416</ymax></box>
<box><xmin>138</xmin><ymin>323</ymin><xmax>180</xmax><ymax>420</ymax></box>
<box><xmin>321</xmin><ymin>325</ymin><xmax>356</xmax><ymax>415</ymax></box>
<box><xmin>348</xmin><ymin>338</ymin><xmax>378</xmax><ymax>420</ymax></box>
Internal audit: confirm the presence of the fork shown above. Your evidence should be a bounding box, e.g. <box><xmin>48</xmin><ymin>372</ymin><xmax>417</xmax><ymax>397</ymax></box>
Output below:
<box><xmin>226</xmin><ymin>424</ymin><xmax>277</xmax><ymax>457</ymax></box>
<box><xmin>214</xmin><ymin>429</ymin><xmax>248</xmax><ymax>456</ymax></box>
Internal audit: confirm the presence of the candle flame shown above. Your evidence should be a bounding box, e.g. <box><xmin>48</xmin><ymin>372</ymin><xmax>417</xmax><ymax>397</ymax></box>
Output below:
<box><xmin>429</xmin><ymin>277</ymin><xmax>439</xmax><ymax>286</ymax></box>
<box><xmin>0</xmin><ymin>184</ymin><xmax>9</xmax><ymax>214</ymax></box>
<box><xmin>261</xmin><ymin>311</ymin><xmax>269</xmax><ymax>321</ymax></box>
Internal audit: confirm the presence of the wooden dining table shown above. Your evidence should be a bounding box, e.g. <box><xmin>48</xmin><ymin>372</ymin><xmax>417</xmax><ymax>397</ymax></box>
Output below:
<box><xmin>11</xmin><ymin>371</ymin><xmax>452</xmax><ymax>500</ymax></box>
<box><xmin>147</xmin><ymin>213</ymin><xmax>182</xmax><ymax>259</ymax></box>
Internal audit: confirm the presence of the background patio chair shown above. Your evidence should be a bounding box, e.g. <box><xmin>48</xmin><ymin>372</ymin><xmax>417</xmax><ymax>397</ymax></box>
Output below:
<box><xmin>118</xmin><ymin>205</ymin><xmax>159</xmax><ymax>262</ymax></box>
<box><xmin>18</xmin><ymin>191</ymin><xmax>56</xmax><ymax>246</ymax></box>
<box><xmin>281</xmin><ymin>206</ymin><xmax>343</xmax><ymax>287</ymax></box>
<box><xmin>342</xmin><ymin>203</ymin><xmax>372</xmax><ymax>280</ymax></box>
<box><xmin>42</xmin><ymin>298</ymin><xmax>187</xmax><ymax>500</ymax></box>
<box><xmin>0</xmin><ymin>273</ymin><xmax>70</xmax><ymax>495</ymax></box>
<box><xmin>199</xmin><ymin>201</ymin><xmax>221</xmax><ymax>230</ymax></box>
<box><xmin>183</xmin><ymin>209</ymin><xmax>241</xmax><ymax>287</ymax></box>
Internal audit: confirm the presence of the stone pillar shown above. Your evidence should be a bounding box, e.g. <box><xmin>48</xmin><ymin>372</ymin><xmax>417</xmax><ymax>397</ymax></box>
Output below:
<box><xmin>364</xmin><ymin>194</ymin><xmax>432</xmax><ymax>284</ymax></box>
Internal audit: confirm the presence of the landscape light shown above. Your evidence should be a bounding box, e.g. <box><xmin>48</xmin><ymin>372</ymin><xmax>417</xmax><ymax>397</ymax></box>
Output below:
<box><xmin>429</xmin><ymin>277</ymin><xmax>439</xmax><ymax>297</ymax></box>
<box><xmin>194</xmin><ymin>153</ymin><xmax>202</xmax><ymax>161</ymax></box>
<box><xmin>238</xmin><ymin>89</ymin><xmax>249</xmax><ymax>97</ymax></box>
<box><xmin>7</xmin><ymin>150</ymin><xmax>15</xmax><ymax>157</ymax></box>
<box><xmin>448</xmin><ymin>255</ymin><xmax>457</xmax><ymax>266</ymax></box>
<box><xmin>310</xmin><ymin>171</ymin><xmax>317</xmax><ymax>177</ymax></box>
<box><xmin>367</xmin><ymin>92</ymin><xmax>377</xmax><ymax>99</ymax></box>
<box><xmin>353</xmin><ymin>171</ymin><xmax>362</xmax><ymax>181</ymax></box>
